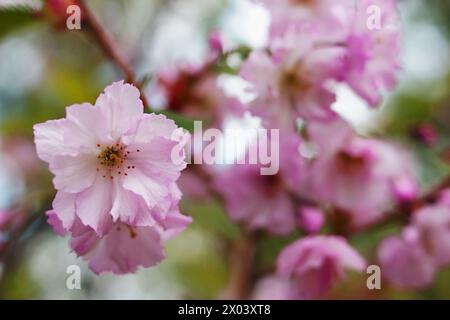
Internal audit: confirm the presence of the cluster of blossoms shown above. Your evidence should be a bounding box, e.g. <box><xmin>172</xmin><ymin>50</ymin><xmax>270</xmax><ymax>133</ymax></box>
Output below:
<box><xmin>34</xmin><ymin>82</ymin><xmax>191</xmax><ymax>274</ymax></box>
<box><xmin>150</xmin><ymin>0</ymin><xmax>438</xmax><ymax>298</ymax></box>
<box><xmin>244</xmin><ymin>0</ymin><xmax>401</xmax><ymax>127</ymax></box>
<box><xmin>226</xmin><ymin>0</ymin><xmax>414</xmax><ymax>297</ymax></box>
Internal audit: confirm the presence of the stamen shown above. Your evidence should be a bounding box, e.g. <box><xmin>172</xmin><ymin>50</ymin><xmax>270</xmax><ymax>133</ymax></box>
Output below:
<box><xmin>96</xmin><ymin>143</ymin><xmax>130</xmax><ymax>179</ymax></box>
<box><xmin>127</xmin><ymin>225</ymin><xmax>137</xmax><ymax>239</ymax></box>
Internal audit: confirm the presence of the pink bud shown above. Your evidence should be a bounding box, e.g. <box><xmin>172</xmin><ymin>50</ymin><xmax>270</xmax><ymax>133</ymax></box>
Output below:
<box><xmin>299</xmin><ymin>206</ymin><xmax>325</xmax><ymax>234</ymax></box>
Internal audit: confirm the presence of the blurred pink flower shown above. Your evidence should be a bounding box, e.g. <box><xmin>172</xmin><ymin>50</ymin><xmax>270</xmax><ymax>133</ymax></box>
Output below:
<box><xmin>254</xmin><ymin>0</ymin><xmax>401</xmax><ymax>109</ymax></box>
<box><xmin>299</xmin><ymin>206</ymin><xmax>325</xmax><ymax>234</ymax></box>
<box><xmin>342</xmin><ymin>0</ymin><xmax>401</xmax><ymax>106</ymax></box>
<box><xmin>378</xmin><ymin>194</ymin><xmax>450</xmax><ymax>288</ymax></box>
<box><xmin>214</xmin><ymin>163</ymin><xmax>297</xmax><ymax>235</ymax></box>
<box><xmin>411</xmin><ymin>202</ymin><xmax>450</xmax><ymax>268</ymax></box>
<box><xmin>214</xmin><ymin>132</ymin><xmax>304</xmax><ymax>235</ymax></box>
<box><xmin>254</xmin><ymin>0</ymin><xmax>352</xmax><ymax>41</ymax></box>
<box><xmin>277</xmin><ymin>235</ymin><xmax>366</xmax><ymax>299</ymax></box>
<box><xmin>307</xmin><ymin>119</ymin><xmax>418</xmax><ymax>229</ymax></box>
<box><xmin>240</xmin><ymin>36</ymin><xmax>343</xmax><ymax>126</ymax></box>
<box><xmin>378</xmin><ymin>227</ymin><xmax>436</xmax><ymax>288</ymax></box>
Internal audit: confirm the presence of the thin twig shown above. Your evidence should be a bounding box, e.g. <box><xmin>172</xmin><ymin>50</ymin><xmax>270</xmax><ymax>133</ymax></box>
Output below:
<box><xmin>78</xmin><ymin>0</ymin><xmax>149</xmax><ymax>107</ymax></box>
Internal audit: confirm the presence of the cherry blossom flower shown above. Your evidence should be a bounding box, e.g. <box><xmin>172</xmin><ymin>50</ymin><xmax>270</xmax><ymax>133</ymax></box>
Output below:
<box><xmin>341</xmin><ymin>0</ymin><xmax>402</xmax><ymax>106</ymax></box>
<box><xmin>240</xmin><ymin>35</ymin><xmax>344</xmax><ymax>126</ymax></box>
<box><xmin>378</xmin><ymin>194</ymin><xmax>450</xmax><ymax>288</ymax></box>
<box><xmin>34</xmin><ymin>81</ymin><xmax>188</xmax><ymax>235</ymax></box>
<box><xmin>378</xmin><ymin>227</ymin><xmax>436</xmax><ymax>288</ymax></box>
<box><xmin>277</xmin><ymin>235</ymin><xmax>366</xmax><ymax>299</ymax></box>
<box><xmin>254</xmin><ymin>0</ymin><xmax>352</xmax><ymax>41</ymax></box>
<box><xmin>412</xmin><ymin>203</ymin><xmax>450</xmax><ymax>267</ymax></box>
<box><xmin>306</xmin><ymin>119</ymin><xmax>418</xmax><ymax>229</ymax></box>
<box><xmin>35</xmin><ymin>81</ymin><xmax>191</xmax><ymax>274</ymax></box>
<box><xmin>378</xmin><ymin>191</ymin><xmax>450</xmax><ymax>288</ymax></box>
<box><xmin>213</xmin><ymin>132</ymin><xmax>304</xmax><ymax>235</ymax></box>
<box><xmin>254</xmin><ymin>0</ymin><xmax>402</xmax><ymax>110</ymax></box>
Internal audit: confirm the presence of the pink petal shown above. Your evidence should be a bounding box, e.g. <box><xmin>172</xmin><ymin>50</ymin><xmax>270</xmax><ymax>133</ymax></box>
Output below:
<box><xmin>52</xmin><ymin>191</ymin><xmax>76</xmax><ymax>230</ymax></box>
<box><xmin>95</xmin><ymin>81</ymin><xmax>143</xmax><ymax>140</ymax></box>
<box><xmin>50</xmin><ymin>153</ymin><xmax>97</xmax><ymax>193</ymax></box>
<box><xmin>33</xmin><ymin>119</ymin><xmax>67</xmax><ymax>163</ymax></box>
<box><xmin>75</xmin><ymin>175</ymin><xmax>113</xmax><ymax>235</ymax></box>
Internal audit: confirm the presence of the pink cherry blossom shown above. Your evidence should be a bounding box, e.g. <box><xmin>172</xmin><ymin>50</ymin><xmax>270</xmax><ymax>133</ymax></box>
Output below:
<box><xmin>34</xmin><ymin>81</ymin><xmax>188</xmax><ymax>235</ymax></box>
<box><xmin>378</xmin><ymin>194</ymin><xmax>450</xmax><ymax>288</ymax></box>
<box><xmin>378</xmin><ymin>227</ymin><xmax>436</xmax><ymax>288</ymax></box>
<box><xmin>411</xmin><ymin>201</ymin><xmax>450</xmax><ymax>268</ymax></box>
<box><xmin>255</xmin><ymin>0</ymin><xmax>401</xmax><ymax>108</ymax></box>
<box><xmin>214</xmin><ymin>163</ymin><xmax>297</xmax><ymax>235</ymax></box>
<box><xmin>34</xmin><ymin>81</ymin><xmax>191</xmax><ymax>274</ymax></box>
<box><xmin>213</xmin><ymin>132</ymin><xmax>304</xmax><ymax>235</ymax></box>
<box><xmin>341</xmin><ymin>0</ymin><xmax>402</xmax><ymax>106</ymax></box>
<box><xmin>254</xmin><ymin>0</ymin><xmax>352</xmax><ymax>41</ymax></box>
<box><xmin>307</xmin><ymin>119</ymin><xmax>418</xmax><ymax>229</ymax></box>
<box><xmin>277</xmin><ymin>235</ymin><xmax>366</xmax><ymax>299</ymax></box>
<box><xmin>240</xmin><ymin>35</ymin><xmax>344</xmax><ymax>126</ymax></box>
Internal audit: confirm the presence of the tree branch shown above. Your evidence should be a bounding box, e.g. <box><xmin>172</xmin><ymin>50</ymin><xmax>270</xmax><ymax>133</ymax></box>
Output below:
<box><xmin>223</xmin><ymin>232</ymin><xmax>256</xmax><ymax>300</ymax></box>
<box><xmin>78</xmin><ymin>0</ymin><xmax>149</xmax><ymax>107</ymax></box>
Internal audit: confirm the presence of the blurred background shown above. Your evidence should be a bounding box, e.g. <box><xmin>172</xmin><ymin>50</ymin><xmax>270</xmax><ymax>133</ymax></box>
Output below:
<box><xmin>0</xmin><ymin>0</ymin><xmax>449</xmax><ymax>299</ymax></box>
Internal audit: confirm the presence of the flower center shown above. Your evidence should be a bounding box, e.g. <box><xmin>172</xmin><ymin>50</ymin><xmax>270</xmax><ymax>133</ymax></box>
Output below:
<box><xmin>336</xmin><ymin>150</ymin><xmax>367</xmax><ymax>174</ymax></box>
<box><xmin>278</xmin><ymin>66</ymin><xmax>311</xmax><ymax>100</ymax></box>
<box><xmin>96</xmin><ymin>143</ymin><xmax>138</xmax><ymax>179</ymax></box>
<box><xmin>98</xmin><ymin>145</ymin><xmax>123</xmax><ymax>167</ymax></box>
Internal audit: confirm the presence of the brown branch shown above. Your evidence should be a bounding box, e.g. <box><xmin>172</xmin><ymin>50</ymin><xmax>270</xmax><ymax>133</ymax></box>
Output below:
<box><xmin>223</xmin><ymin>232</ymin><xmax>256</xmax><ymax>300</ymax></box>
<box><xmin>78</xmin><ymin>0</ymin><xmax>149</xmax><ymax>107</ymax></box>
